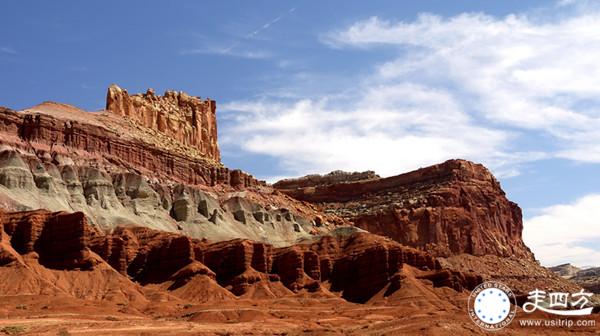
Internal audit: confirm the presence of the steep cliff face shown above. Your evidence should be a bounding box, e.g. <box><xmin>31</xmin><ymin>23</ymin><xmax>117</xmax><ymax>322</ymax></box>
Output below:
<box><xmin>106</xmin><ymin>85</ymin><xmax>220</xmax><ymax>162</ymax></box>
<box><xmin>0</xmin><ymin>210</ymin><xmax>99</xmax><ymax>269</ymax></box>
<box><xmin>275</xmin><ymin>159</ymin><xmax>533</xmax><ymax>259</ymax></box>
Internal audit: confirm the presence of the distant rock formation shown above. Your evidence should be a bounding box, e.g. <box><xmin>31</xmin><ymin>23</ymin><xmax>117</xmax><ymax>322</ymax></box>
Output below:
<box><xmin>550</xmin><ymin>263</ymin><xmax>600</xmax><ymax>294</ymax></box>
<box><xmin>549</xmin><ymin>263</ymin><xmax>582</xmax><ymax>278</ymax></box>
<box><xmin>571</xmin><ymin>267</ymin><xmax>600</xmax><ymax>294</ymax></box>
<box><xmin>106</xmin><ymin>85</ymin><xmax>220</xmax><ymax>162</ymax></box>
<box><xmin>275</xmin><ymin>159</ymin><xmax>533</xmax><ymax>259</ymax></box>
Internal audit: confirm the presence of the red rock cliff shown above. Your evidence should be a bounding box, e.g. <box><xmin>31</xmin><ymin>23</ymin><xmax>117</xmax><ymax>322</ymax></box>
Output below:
<box><xmin>0</xmin><ymin>210</ymin><xmax>99</xmax><ymax>269</ymax></box>
<box><xmin>274</xmin><ymin>159</ymin><xmax>533</xmax><ymax>260</ymax></box>
<box><xmin>106</xmin><ymin>85</ymin><xmax>220</xmax><ymax>162</ymax></box>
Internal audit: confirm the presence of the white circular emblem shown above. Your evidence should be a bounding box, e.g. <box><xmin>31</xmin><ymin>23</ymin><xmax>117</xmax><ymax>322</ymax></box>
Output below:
<box><xmin>468</xmin><ymin>281</ymin><xmax>517</xmax><ymax>331</ymax></box>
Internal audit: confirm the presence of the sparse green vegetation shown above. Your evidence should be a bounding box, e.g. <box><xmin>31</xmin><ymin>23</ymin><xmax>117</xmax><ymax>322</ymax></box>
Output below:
<box><xmin>1</xmin><ymin>325</ymin><xmax>26</xmax><ymax>335</ymax></box>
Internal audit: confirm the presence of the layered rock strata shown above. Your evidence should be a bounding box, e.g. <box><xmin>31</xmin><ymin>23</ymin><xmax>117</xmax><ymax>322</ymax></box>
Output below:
<box><xmin>273</xmin><ymin>170</ymin><xmax>379</xmax><ymax>190</ymax></box>
<box><xmin>0</xmin><ymin>208</ymin><xmax>482</xmax><ymax>303</ymax></box>
<box><xmin>0</xmin><ymin>105</ymin><xmax>256</xmax><ymax>187</ymax></box>
<box><xmin>0</xmin><ymin>147</ymin><xmax>326</xmax><ymax>245</ymax></box>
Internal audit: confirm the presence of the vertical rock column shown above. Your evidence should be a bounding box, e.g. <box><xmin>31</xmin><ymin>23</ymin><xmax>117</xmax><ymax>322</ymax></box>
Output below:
<box><xmin>105</xmin><ymin>84</ymin><xmax>220</xmax><ymax>162</ymax></box>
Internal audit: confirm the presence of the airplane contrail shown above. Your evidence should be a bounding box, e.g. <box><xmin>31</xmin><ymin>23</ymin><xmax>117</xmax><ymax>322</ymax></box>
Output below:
<box><xmin>222</xmin><ymin>6</ymin><xmax>297</xmax><ymax>53</ymax></box>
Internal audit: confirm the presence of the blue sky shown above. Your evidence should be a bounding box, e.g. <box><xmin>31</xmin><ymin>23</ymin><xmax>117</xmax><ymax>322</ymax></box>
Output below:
<box><xmin>1</xmin><ymin>0</ymin><xmax>599</xmax><ymax>266</ymax></box>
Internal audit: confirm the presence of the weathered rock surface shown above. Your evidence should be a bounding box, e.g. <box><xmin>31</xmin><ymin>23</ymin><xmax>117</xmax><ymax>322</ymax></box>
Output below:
<box><xmin>0</xmin><ymin>209</ymin><xmax>98</xmax><ymax>269</ymax></box>
<box><xmin>0</xmin><ymin>125</ymin><xmax>333</xmax><ymax>245</ymax></box>
<box><xmin>275</xmin><ymin>159</ymin><xmax>533</xmax><ymax>259</ymax></box>
<box><xmin>106</xmin><ymin>85</ymin><xmax>220</xmax><ymax>162</ymax></box>
<box><xmin>441</xmin><ymin>254</ymin><xmax>581</xmax><ymax>296</ymax></box>
<box><xmin>570</xmin><ymin>267</ymin><xmax>600</xmax><ymax>294</ymax></box>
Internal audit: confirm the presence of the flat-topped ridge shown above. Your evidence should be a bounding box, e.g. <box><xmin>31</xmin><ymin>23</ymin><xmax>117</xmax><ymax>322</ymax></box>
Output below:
<box><xmin>274</xmin><ymin>159</ymin><xmax>501</xmax><ymax>203</ymax></box>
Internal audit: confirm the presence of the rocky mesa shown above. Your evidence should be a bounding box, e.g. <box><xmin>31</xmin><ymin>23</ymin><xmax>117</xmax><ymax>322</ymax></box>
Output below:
<box><xmin>274</xmin><ymin>159</ymin><xmax>532</xmax><ymax>259</ymax></box>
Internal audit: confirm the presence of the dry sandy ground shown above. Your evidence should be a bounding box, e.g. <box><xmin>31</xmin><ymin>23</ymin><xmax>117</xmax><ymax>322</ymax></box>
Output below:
<box><xmin>1</xmin><ymin>295</ymin><xmax>598</xmax><ymax>336</ymax></box>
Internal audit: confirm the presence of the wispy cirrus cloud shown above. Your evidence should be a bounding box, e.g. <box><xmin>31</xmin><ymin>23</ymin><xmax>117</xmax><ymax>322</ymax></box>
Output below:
<box><xmin>0</xmin><ymin>46</ymin><xmax>18</xmax><ymax>55</ymax></box>
<box><xmin>323</xmin><ymin>9</ymin><xmax>600</xmax><ymax>164</ymax></box>
<box><xmin>179</xmin><ymin>47</ymin><xmax>271</xmax><ymax>59</ymax></box>
<box><xmin>224</xmin><ymin>3</ymin><xmax>600</xmax><ymax>179</ymax></box>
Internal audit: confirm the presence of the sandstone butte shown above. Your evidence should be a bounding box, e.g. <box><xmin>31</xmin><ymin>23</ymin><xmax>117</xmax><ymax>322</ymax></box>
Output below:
<box><xmin>0</xmin><ymin>85</ymin><xmax>597</xmax><ymax>335</ymax></box>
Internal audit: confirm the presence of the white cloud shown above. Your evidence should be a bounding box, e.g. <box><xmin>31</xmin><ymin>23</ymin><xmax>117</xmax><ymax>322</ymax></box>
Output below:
<box><xmin>324</xmin><ymin>12</ymin><xmax>600</xmax><ymax>162</ymax></box>
<box><xmin>222</xmin><ymin>83</ymin><xmax>526</xmax><ymax>177</ymax></box>
<box><xmin>222</xmin><ymin>3</ymin><xmax>600</xmax><ymax>182</ymax></box>
<box><xmin>524</xmin><ymin>194</ymin><xmax>600</xmax><ymax>266</ymax></box>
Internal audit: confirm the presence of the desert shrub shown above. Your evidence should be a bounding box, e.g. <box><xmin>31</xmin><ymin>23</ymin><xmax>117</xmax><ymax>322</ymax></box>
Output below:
<box><xmin>1</xmin><ymin>325</ymin><xmax>26</xmax><ymax>335</ymax></box>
